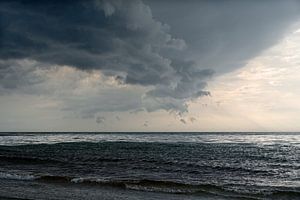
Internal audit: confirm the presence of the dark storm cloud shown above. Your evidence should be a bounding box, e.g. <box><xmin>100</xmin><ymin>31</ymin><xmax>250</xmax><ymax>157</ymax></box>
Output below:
<box><xmin>0</xmin><ymin>0</ymin><xmax>212</xmax><ymax>111</ymax></box>
<box><xmin>147</xmin><ymin>0</ymin><xmax>300</xmax><ymax>74</ymax></box>
<box><xmin>0</xmin><ymin>0</ymin><xmax>186</xmax><ymax>81</ymax></box>
<box><xmin>1</xmin><ymin>0</ymin><xmax>300</xmax><ymax>113</ymax></box>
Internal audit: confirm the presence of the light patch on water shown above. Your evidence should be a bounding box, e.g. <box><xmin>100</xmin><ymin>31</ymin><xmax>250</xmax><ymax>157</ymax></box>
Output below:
<box><xmin>0</xmin><ymin>133</ymin><xmax>299</xmax><ymax>146</ymax></box>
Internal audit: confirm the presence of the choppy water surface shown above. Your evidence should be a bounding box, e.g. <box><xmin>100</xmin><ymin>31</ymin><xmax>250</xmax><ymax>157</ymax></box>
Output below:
<box><xmin>0</xmin><ymin>132</ymin><xmax>299</xmax><ymax>200</ymax></box>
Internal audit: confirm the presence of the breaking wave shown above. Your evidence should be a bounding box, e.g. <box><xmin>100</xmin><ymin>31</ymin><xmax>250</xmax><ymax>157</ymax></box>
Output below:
<box><xmin>1</xmin><ymin>172</ymin><xmax>299</xmax><ymax>199</ymax></box>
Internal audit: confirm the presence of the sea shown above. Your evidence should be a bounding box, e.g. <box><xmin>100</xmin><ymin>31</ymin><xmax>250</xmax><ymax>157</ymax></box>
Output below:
<box><xmin>0</xmin><ymin>132</ymin><xmax>299</xmax><ymax>200</ymax></box>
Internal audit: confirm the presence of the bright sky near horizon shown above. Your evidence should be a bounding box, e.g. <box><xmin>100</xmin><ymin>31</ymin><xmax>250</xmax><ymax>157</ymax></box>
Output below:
<box><xmin>1</xmin><ymin>0</ymin><xmax>300</xmax><ymax>131</ymax></box>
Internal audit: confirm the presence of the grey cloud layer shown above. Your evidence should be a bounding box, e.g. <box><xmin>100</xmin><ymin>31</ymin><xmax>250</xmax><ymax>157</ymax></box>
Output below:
<box><xmin>1</xmin><ymin>0</ymin><xmax>300</xmax><ymax>114</ymax></box>
<box><xmin>147</xmin><ymin>0</ymin><xmax>300</xmax><ymax>73</ymax></box>
<box><xmin>0</xmin><ymin>0</ymin><xmax>213</xmax><ymax>113</ymax></box>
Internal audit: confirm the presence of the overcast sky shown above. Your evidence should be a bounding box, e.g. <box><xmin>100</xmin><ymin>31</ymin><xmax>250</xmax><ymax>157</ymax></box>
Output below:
<box><xmin>1</xmin><ymin>0</ymin><xmax>300</xmax><ymax>132</ymax></box>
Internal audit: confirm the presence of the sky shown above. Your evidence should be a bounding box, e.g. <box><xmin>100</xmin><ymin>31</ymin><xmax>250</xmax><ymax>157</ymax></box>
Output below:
<box><xmin>1</xmin><ymin>0</ymin><xmax>300</xmax><ymax>132</ymax></box>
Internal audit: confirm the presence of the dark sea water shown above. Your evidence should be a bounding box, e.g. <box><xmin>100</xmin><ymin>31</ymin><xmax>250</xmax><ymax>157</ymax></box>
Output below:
<box><xmin>0</xmin><ymin>133</ymin><xmax>299</xmax><ymax>200</ymax></box>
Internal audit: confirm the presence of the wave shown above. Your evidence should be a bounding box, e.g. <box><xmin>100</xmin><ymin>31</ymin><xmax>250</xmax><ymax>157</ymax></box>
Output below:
<box><xmin>0</xmin><ymin>172</ymin><xmax>247</xmax><ymax>198</ymax></box>
<box><xmin>1</xmin><ymin>172</ymin><xmax>299</xmax><ymax>199</ymax></box>
<box><xmin>47</xmin><ymin>177</ymin><xmax>258</xmax><ymax>199</ymax></box>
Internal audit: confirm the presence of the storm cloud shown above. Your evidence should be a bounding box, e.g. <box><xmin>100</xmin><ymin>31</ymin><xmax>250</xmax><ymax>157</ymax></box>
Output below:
<box><xmin>0</xmin><ymin>0</ymin><xmax>215</xmax><ymax>112</ymax></box>
<box><xmin>147</xmin><ymin>0</ymin><xmax>300</xmax><ymax>73</ymax></box>
<box><xmin>0</xmin><ymin>0</ymin><xmax>300</xmax><ymax>114</ymax></box>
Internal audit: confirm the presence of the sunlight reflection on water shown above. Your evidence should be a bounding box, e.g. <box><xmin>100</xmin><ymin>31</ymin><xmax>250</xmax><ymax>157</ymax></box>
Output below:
<box><xmin>0</xmin><ymin>133</ymin><xmax>299</xmax><ymax>146</ymax></box>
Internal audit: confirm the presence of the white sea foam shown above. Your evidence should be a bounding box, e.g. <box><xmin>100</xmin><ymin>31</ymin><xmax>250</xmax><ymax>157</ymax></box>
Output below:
<box><xmin>71</xmin><ymin>177</ymin><xmax>86</xmax><ymax>183</ymax></box>
<box><xmin>0</xmin><ymin>172</ymin><xmax>37</xmax><ymax>181</ymax></box>
<box><xmin>71</xmin><ymin>177</ymin><xmax>109</xmax><ymax>184</ymax></box>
